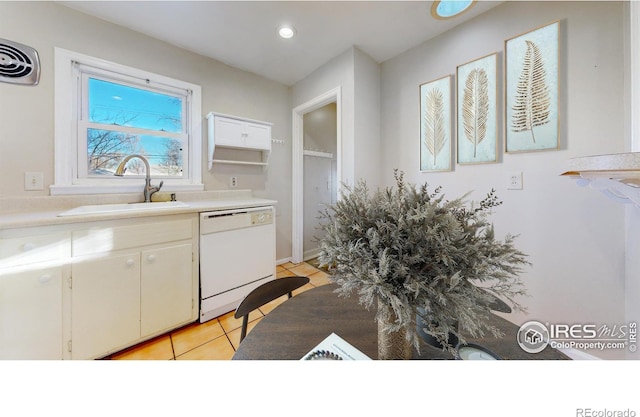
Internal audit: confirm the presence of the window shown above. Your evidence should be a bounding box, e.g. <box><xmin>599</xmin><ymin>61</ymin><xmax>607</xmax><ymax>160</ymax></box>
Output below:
<box><xmin>83</xmin><ymin>76</ymin><xmax>185</xmax><ymax>178</ymax></box>
<box><xmin>53</xmin><ymin>48</ymin><xmax>202</xmax><ymax>195</ymax></box>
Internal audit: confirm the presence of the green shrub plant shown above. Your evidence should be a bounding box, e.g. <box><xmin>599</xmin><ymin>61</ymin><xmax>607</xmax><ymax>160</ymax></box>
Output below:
<box><xmin>317</xmin><ymin>170</ymin><xmax>530</xmax><ymax>353</ymax></box>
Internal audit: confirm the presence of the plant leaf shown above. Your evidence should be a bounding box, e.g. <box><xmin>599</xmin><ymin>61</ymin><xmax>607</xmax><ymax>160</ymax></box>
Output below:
<box><xmin>462</xmin><ymin>68</ymin><xmax>489</xmax><ymax>158</ymax></box>
<box><xmin>511</xmin><ymin>40</ymin><xmax>551</xmax><ymax>143</ymax></box>
<box><xmin>423</xmin><ymin>88</ymin><xmax>447</xmax><ymax>165</ymax></box>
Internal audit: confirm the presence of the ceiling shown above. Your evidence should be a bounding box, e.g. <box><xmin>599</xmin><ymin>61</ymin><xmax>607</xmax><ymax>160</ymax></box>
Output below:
<box><xmin>59</xmin><ymin>1</ymin><xmax>502</xmax><ymax>86</ymax></box>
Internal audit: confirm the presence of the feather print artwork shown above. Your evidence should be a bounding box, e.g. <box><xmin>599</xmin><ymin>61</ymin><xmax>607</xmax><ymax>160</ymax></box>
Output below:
<box><xmin>423</xmin><ymin>88</ymin><xmax>447</xmax><ymax>165</ymax></box>
<box><xmin>462</xmin><ymin>68</ymin><xmax>489</xmax><ymax>158</ymax></box>
<box><xmin>511</xmin><ymin>40</ymin><xmax>551</xmax><ymax>143</ymax></box>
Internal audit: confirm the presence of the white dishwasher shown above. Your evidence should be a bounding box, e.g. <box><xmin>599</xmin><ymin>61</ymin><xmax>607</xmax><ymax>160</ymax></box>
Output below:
<box><xmin>199</xmin><ymin>206</ymin><xmax>275</xmax><ymax>323</ymax></box>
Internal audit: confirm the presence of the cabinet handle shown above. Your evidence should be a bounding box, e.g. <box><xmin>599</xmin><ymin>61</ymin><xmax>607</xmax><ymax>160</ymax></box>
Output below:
<box><xmin>147</xmin><ymin>254</ymin><xmax>157</xmax><ymax>263</ymax></box>
<box><xmin>126</xmin><ymin>259</ymin><xmax>136</xmax><ymax>267</ymax></box>
<box><xmin>22</xmin><ymin>242</ymin><xmax>36</xmax><ymax>251</ymax></box>
<box><xmin>38</xmin><ymin>274</ymin><xmax>52</xmax><ymax>284</ymax></box>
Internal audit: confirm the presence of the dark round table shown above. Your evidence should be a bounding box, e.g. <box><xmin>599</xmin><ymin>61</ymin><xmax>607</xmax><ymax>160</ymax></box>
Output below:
<box><xmin>232</xmin><ymin>284</ymin><xmax>569</xmax><ymax>360</ymax></box>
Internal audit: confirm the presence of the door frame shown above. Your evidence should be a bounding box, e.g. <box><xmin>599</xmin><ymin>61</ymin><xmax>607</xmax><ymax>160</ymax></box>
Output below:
<box><xmin>292</xmin><ymin>86</ymin><xmax>342</xmax><ymax>264</ymax></box>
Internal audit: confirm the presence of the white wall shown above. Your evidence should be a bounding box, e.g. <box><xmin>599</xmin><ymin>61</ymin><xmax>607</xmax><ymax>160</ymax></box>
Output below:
<box><xmin>0</xmin><ymin>1</ymin><xmax>293</xmax><ymax>260</ymax></box>
<box><xmin>291</xmin><ymin>46</ymin><xmax>381</xmax><ymax>189</ymax></box>
<box><xmin>354</xmin><ymin>48</ymin><xmax>382</xmax><ymax>188</ymax></box>
<box><xmin>304</xmin><ymin>103</ymin><xmax>338</xmax><ymax>154</ymax></box>
<box><xmin>292</xmin><ymin>47</ymin><xmax>356</xmax><ymax>186</ymax></box>
<box><xmin>380</xmin><ymin>1</ymin><xmax>628</xmax><ymax>359</ymax></box>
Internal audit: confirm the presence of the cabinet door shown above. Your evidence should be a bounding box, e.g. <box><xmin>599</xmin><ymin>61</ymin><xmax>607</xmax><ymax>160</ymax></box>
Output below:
<box><xmin>244</xmin><ymin>122</ymin><xmax>271</xmax><ymax>150</ymax></box>
<box><xmin>71</xmin><ymin>253</ymin><xmax>140</xmax><ymax>359</ymax></box>
<box><xmin>214</xmin><ymin>116</ymin><xmax>245</xmax><ymax>148</ymax></box>
<box><xmin>141</xmin><ymin>243</ymin><xmax>193</xmax><ymax>337</ymax></box>
<box><xmin>0</xmin><ymin>266</ymin><xmax>63</xmax><ymax>359</ymax></box>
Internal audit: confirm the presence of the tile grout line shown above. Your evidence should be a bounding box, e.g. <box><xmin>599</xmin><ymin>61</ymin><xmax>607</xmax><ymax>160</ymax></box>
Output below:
<box><xmin>170</xmin><ymin>333</ymin><xmax>176</xmax><ymax>360</ymax></box>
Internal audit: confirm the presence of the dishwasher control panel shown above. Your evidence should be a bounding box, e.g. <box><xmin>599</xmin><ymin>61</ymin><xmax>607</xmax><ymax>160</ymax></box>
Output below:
<box><xmin>251</xmin><ymin>210</ymin><xmax>272</xmax><ymax>225</ymax></box>
<box><xmin>200</xmin><ymin>206</ymin><xmax>274</xmax><ymax>235</ymax></box>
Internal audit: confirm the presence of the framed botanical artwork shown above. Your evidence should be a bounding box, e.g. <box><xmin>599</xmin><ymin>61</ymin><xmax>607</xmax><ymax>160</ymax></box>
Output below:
<box><xmin>419</xmin><ymin>75</ymin><xmax>453</xmax><ymax>172</ymax></box>
<box><xmin>456</xmin><ymin>52</ymin><xmax>498</xmax><ymax>164</ymax></box>
<box><xmin>505</xmin><ymin>20</ymin><xmax>560</xmax><ymax>153</ymax></box>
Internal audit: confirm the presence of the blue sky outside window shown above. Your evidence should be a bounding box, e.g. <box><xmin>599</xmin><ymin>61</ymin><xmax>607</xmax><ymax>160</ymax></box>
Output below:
<box><xmin>88</xmin><ymin>78</ymin><xmax>182</xmax><ymax>132</ymax></box>
<box><xmin>86</xmin><ymin>77</ymin><xmax>184</xmax><ymax>176</ymax></box>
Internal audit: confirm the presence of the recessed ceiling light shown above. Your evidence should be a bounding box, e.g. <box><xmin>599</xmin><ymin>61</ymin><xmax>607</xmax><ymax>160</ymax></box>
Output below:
<box><xmin>431</xmin><ymin>0</ymin><xmax>476</xmax><ymax>20</ymax></box>
<box><xmin>277</xmin><ymin>25</ymin><xmax>296</xmax><ymax>39</ymax></box>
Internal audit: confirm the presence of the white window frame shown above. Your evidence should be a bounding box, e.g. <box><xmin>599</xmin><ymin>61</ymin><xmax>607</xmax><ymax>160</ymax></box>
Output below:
<box><xmin>52</xmin><ymin>47</ymin><xmax>203</xmax><ymax>195</ymax></box>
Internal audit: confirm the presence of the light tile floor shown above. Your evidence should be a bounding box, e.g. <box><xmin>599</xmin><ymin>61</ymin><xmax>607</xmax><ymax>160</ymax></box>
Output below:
<box><xmin>105</xmin><ymin>261</ymin><xmax>330</xmax><ymax>360</ymax></box>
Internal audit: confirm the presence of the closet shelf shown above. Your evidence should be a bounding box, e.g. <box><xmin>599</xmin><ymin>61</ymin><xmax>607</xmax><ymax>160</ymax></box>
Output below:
<box><xmin>561</xmin><ymin>152</ymin><xmax>640</xmax><ymax>207</ymax></box>
<box><xmin>303</xmin><ymin>150</ymin><xmax>334</xmax><ymax>159</ymax></box>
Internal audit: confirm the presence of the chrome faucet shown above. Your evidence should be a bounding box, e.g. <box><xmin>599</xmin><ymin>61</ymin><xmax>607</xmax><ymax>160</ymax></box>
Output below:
<box><xmin>114</xmin><ymin>154</ymin><xmax>163</xmax><ymax>202</ymax></box>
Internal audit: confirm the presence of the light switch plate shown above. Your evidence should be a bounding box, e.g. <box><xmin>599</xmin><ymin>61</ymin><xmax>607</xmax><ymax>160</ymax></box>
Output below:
<box><xmin>25</xmin><ymin>172</ymin><xmax>44</xmax><ymax>191</ymax></box>
<box><xmin>507</xmin><ymin>171</ymin><xmax>523</xmax><ymax>190</ymax></box>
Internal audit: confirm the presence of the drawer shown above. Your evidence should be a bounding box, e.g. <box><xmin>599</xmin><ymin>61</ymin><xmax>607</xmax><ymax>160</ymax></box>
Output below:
<box><xmin>72</xmin><ymin>218</ymin><xmax>194</xmax><ymax>257</ymax></box>
<box><xmin>0</xmin><ymin>232</ymin><xmax>71</xmax><ymax>268</ymax></box>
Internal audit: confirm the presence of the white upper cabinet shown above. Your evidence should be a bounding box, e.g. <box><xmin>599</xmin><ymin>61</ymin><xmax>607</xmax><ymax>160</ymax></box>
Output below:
<box><xmin>206</xmin><ymin>112</ymin><xmax>273</xmax><ymax>168</ymax></box>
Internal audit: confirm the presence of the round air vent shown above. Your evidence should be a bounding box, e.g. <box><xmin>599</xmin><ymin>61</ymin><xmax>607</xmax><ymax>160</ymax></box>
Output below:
<box><xmin>0</xmin><ymin>38</ymin><xmax>40</xmax><ymax>86</ymax></box>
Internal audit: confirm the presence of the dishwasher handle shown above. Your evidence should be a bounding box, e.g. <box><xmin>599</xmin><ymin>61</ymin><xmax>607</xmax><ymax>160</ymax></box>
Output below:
<box><xmin>200</xmin><ymin>207</ymin><xmax>273</xmax><ymax>235</ymax></box>
<box><xmin>203</xmin><ymin>211</ymin><xmax>248</xmax><ymax>220</ymax></box>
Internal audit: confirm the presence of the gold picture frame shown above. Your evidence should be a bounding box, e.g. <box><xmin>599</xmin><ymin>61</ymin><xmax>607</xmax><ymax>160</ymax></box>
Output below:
<box><xmin>505</xmin><ymin>20</ymin><xmax>560</xmax><ymax>153</ymax></box>
<box><xmin>456</xmin><ymin>52</ymin><xmax>499</xmax><ymax>165</ymax></box>
<box><xmin>419</xmin><ymin>75</ymin><xmax>453</xmax><ymax>172</ymax></box>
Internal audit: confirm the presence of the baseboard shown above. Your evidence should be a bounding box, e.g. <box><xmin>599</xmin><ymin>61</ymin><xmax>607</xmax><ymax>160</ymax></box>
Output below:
<box><xmin>276</xmin><ymin>257</ymin><xmax>292</xmax><ymax>265</ymax></box>
<box><xmin>303</xmin><ymin>248</ymin><xmax>320</xmax><ymax>262</ymax></box>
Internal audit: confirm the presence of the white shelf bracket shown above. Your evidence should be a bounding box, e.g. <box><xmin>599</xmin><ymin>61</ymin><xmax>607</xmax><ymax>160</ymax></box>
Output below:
<box><xmin>578</xmin><ymin>177</ymin><xmax>640</xmax><ymax>207</ymax></box>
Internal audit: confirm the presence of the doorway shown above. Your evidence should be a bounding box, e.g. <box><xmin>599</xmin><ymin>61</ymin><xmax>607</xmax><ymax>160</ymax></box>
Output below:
<box><xmin>302</xmin><ymin>103</ymin><xmax>338</xmax><ymax>260</ymax></box>
<box><xmin>292</xmin><ymin>87</ymin><xmax>342</xmax><ymax>264</ymax></box>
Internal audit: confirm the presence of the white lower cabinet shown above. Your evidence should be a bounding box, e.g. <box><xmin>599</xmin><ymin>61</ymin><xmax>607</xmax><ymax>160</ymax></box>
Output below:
<box><xmin>68</xmin><ymin>215</ymin><xmax>198</xmax><ymax>359</ymax></box>
<box><xmin>0</xmin><ymin>265</ymin><xmax>65</xmax><ymax>359</ymax></box>
<box><xmin>140</xmin><ymin>243</ymin><xmax>193</xmax><ymax>337</ymax></box>
<box><xmin>0</xmin><ymin>214</ymin><xmax>197</xmax><ymax>359</ymax></box>
<box><xmin>71</xmin><ymin>252</ymin><xmax>141</xmax><ymax>360</ymax></box>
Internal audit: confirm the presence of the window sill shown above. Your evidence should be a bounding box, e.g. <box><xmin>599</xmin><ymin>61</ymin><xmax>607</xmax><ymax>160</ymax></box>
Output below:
<box><xmin>50</xmin><ymin>183</ymin><xmax>204</xmax><ymax>196</ymax></box>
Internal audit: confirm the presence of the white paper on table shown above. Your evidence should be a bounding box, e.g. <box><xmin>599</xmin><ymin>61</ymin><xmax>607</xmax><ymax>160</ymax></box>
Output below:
<box><xmin>301</xmin><ymin>332</ymin><xmax>372</xmax><ymax>360</ymax></box>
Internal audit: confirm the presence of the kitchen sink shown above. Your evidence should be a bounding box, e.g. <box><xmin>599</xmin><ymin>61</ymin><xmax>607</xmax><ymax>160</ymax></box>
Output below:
<box><xmin>57</xmin><ymin>201</ymin><xmax>190</xmax><ymax>217</ymax></box>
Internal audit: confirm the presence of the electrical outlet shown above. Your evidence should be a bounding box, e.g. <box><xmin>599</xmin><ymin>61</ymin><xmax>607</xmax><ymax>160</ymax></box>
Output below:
<box><xmin>230</xmin><ymin>176</ymin><xmax>238</xmax><ymax>188</ymax></box>
<box><xmin>507</xmin><ymin>171</ymin><xmax>523</xmax><ymax>190</ymax></box>
<box><xmin>24</xmin><ymin>172</ymin><xmax>44</xmax><ymax>191</ymax></box>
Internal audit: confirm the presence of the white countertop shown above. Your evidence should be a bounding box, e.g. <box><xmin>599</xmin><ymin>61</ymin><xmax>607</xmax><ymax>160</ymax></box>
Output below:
<box><xmin>561</xmin><ymin>152</ymin><xmax>640</xmax><ymax>183</ymax></box>
<box><xmin>0</xmin><ymin>191</ymin><xmax>277</xmax><ymax>230</ymax></box>
<box><xmin>560</xmin><ymin>152</ymin><xmax>640</xmax><ymax>207</ymax></box>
